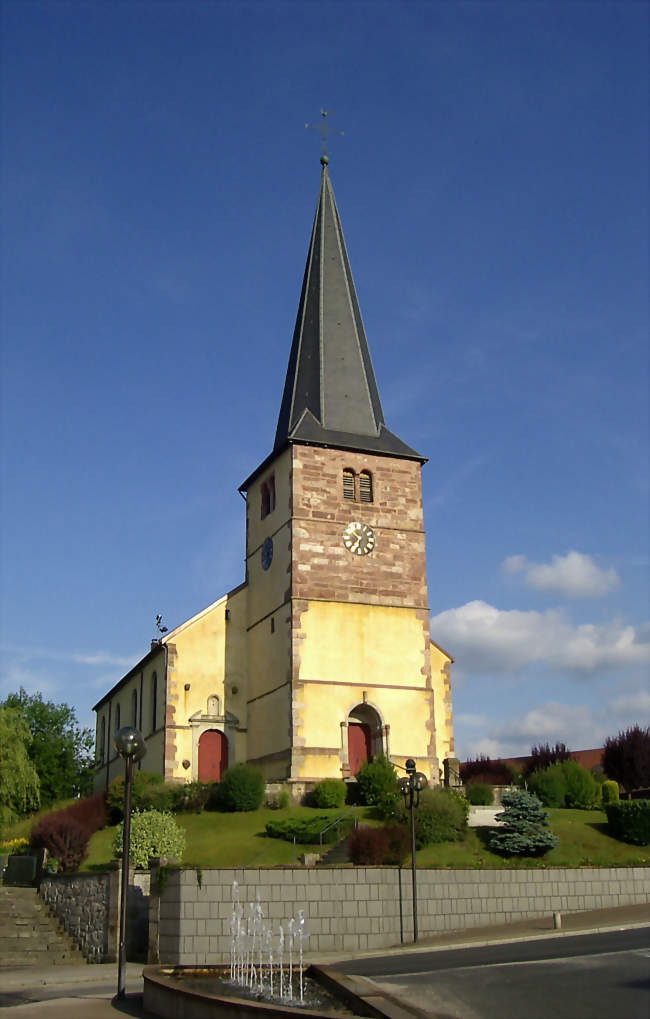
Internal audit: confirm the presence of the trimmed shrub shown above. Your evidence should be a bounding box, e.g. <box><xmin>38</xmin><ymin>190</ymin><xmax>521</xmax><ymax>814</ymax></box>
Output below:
<box><xmin>217</xmin><ymin>764</ymin><xmax>265</xmax><ymax>812</ymax></box>
<box><xmin>30</xmin><ymin>815</ymin><xmax>90</xmax><ymax>872</ymax></box>
<box><xmin>265</xmin><ymin>814</ymin><xmax>354</xmax><ymax>845</ymax></box>
<box><xmin>605</xmin><ymin>800</ymin><xmax>650</xmax><ymax>845</ymax></box>
<box><xmin>459</xmin><ymin>755</ymin><xmax>514</xmax><ymax>786</ymax></box>
<box><xmin>113</xmin><ymin>810</ymin><xmax>186</xmax><ymax>868</ymax></box>
<box><xmin>397</xmin><ymin>787</ymin><xmax>468</xmax><ymax>849</ymax></box>
<box><xmin>63</xmin><ymin>791</ymin><xmax>107</xmax><ymax>833</ymax></box>
<box><xmin>561</xmin><ymin>760</ymin><xmax>600</xmax><ymax>809</ymax></box>
<box><xmin>601</xmin><ymin>780</ymin><xmax>620</xmax><ymax>806</ymax></box>
<box><xmin>348</xmin><ymin>826</ymin><xmax>389</xmax><ymax>864</ymax></box>
<box><xmin>527</xmin><ymin>764</ymin><xmax>567</xmax><ymax>808</ymax></box>
<box><xmin>489</xmin><ymin>789</ymin><xmax>558</xmax><ymax>857</ymax></box>
<box><xmin>356</xmin><ymin>755</ymin><xmax>399</xmax><ymax>817</ymax></box>
<box><xmin>347</xmin><ymin>825</ymin><xmax>411</xmax><ymax>865</ymax></box>
<box><xmin>311</xmin><ymin>779</ymin><xmax>347</xmax><ymax>809</ymax></box>
<box><xmin>175</xmin><ymin>781</ymin><xmax>212</xmax><ymax>813</ymax></box>
<box><xmin>106</xmin><ymin>772</ymin><xmax>164</xmax><ymax>822</ymax></box>
<box><xmin>466</xmin><ymin>782</ymin><xmax>493</xmax><ymax>806</ymax></box>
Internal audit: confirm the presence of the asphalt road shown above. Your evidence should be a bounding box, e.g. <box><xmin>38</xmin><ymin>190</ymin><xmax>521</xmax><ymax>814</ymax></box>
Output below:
<box><xmin>337</xmin><ymin>928</ymin><xmax>650</xmax><ymax>1019</ymax></box>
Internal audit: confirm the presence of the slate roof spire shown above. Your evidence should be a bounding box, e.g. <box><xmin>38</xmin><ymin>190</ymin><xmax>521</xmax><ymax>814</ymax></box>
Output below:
<box><xmin>273</xmin><ymin>164</ymin><xmax>424</xmax><ymax>462</ymax></box>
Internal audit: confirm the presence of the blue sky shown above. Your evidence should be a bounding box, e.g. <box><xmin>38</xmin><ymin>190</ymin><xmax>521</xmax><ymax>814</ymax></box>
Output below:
<box><xmin>1</xmin><ymin>1</ymin><xmax>647</xmax><ymax>760</ymax></box>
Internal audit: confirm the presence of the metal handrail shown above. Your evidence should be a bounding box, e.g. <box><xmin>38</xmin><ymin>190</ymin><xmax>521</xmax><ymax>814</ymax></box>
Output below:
<box><xmin>318</xmin><ymin>812</ymin><xmax>357</xmax><ymax>847</ymax></box>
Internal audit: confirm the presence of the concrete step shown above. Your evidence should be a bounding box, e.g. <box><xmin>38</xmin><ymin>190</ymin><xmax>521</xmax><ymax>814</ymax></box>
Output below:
<box><xmin>0</xmin><ymin>885</ymin><xmax>87</xmax><ymax>966</ymax></box>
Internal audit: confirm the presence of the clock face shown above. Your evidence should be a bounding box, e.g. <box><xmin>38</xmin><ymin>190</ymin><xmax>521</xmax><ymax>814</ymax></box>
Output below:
<box><xmin>261</xmin><ymin>536</ymin><xmax>273</xmax><ymax>570</ymax></box>
<box><xmin>342</xmin><ymin>521</ymin><xmax>376</xmax><ymax>556</ymax></box>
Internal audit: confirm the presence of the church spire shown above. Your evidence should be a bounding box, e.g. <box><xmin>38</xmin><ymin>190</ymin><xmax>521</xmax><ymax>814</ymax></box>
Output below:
<box><xmin>273</xmin><ymin>165</ymin><xmax>423</xmax><ymax>461</ymax></box>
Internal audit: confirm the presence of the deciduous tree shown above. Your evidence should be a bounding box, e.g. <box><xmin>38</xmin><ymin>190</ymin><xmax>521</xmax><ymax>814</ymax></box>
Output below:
<box><xmin>2</xmin><ymin>689</ymin><xmax>94</xmax><ymax>806</ymax></box>
<box><xmin>0</xmin><ymin>705</ymin><xmax>40</xmax><ymax>828</ymax></box>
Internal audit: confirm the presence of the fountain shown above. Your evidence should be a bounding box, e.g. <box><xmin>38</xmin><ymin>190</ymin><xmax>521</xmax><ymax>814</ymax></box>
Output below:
<box><xmin>143</xmin><ymin>880</ymin><xmax>415</xmax><ymax>1019</ymax></box>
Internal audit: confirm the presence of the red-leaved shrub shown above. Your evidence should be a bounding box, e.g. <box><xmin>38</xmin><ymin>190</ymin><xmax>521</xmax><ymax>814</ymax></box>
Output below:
<box><xmin>63</xmin><ymin>792</ymin><xmax>107</xmax><ymax>835</ymax></box>
<box><xmin>348</xmin><ymin>825</ymin><xmax>410</xmax><ymax>865</ymax></box>
<box><xmin>30</xmin><ymin>815</ymin><xmax>90</xmax><ymax>872</ymax></box>
<box><xmin>29</xmin><ymin>792</ymin><xmax>107</xmax><ymax>873</ymax></box>
<box><xmin>459</xmin><ymin>755</ymin><xmax>514</xmax><ymax>785</ymax></box>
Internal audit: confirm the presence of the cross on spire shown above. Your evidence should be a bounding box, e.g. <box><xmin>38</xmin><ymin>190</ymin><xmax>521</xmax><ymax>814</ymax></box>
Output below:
<box><xmin>305</xmin><ymin>109</ymin><xmax>344</xmax><ymax>165</ymax></box>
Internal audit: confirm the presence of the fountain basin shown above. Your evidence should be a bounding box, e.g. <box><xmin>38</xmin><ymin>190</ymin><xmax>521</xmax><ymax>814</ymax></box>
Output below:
<box><xmin>143</xmin><ymin>964</ymin><xmax>423</xmax><ymax>1019</ymax></box>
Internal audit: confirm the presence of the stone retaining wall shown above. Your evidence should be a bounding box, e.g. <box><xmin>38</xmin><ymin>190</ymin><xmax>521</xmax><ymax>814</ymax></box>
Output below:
<box><xmin>40</xmin><ymin>870</ymin><xmax>119</xmax><ymax>962</ymax></box>
<box><xmin>157</xmin><ymin>865</ymin><xmax>650</xmax><ymax>964</ymax></box>
<box><xmin>39</xmin><ymin>868</ymin><xmax>151</xmax><ymax>962</ymax></box>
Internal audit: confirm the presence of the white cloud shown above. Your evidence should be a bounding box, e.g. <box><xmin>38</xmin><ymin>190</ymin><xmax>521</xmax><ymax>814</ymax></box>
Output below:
<box><xmin>459</xmin><ymin>694</ymin><xmax>647</xmax><ymax>760</ymax></box>
<box><xmin>501</xmin><ymin>550</ymin><xmax>620</xmax><ymax>598</ymax></box>
<box><xmin>430</xmin><ymin>600</ymin><xmax>650</xmax><ymax>675</ymax></box>
<box><xmin>608</xmin><ymin>689</ymin><xmax>650</xmax><ymax>715</ymax></box>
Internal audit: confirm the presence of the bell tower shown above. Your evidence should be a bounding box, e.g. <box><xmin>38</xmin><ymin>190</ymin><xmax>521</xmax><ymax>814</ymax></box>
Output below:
<box><xmin>240</xmin><ymin>159</ymin><xmax>453</xmax><ymax>788</ymax></box>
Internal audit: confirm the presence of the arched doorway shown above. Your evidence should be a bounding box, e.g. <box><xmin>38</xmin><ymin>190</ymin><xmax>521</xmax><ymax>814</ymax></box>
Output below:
<box><xmin>198</xmin><ymin>729</ymin><xmax>228</xmax><ymax>782</ymax></box>
<box><xmin>347</xmin><ymin>703</ymin><xmax>384</xmax><ymax>775</ymax></box>
<box><xmin>348</xmin><ymin>722</ymin><xmax>372</xmax><ymax>775</ymax></box>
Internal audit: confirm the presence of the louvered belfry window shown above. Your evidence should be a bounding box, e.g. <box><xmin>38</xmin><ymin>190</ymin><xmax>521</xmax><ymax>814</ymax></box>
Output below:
<box><xmin>359</xmin><ymin>471</ymin><xmax>373</xmax><ymax>503</ymax></box>
<box><xmin>343</xmin><ymin>469</ymin><xmax>355</xmax><ymax>501</ymax></box>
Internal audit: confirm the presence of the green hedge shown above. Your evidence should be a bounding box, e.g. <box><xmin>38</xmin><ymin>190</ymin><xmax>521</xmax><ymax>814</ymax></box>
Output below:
<box><xmin>605</xmin><ymin>800</ymin><xmax>650</xmax><ymax>845</ymax></box>
<box><xmin>601</xmin><ymin>780</ymin><xmax>619</xmax><ymax>806</ymax></box>
<box><xmin>466</xmin><ymin>782</ymin><xmax>493</xmax><ymax>806</ymax></box>
<box><xmin>311</xmin><ymin>779</ymin><xmax>347</xmax><ymax>809</ymax></box>
<box><xmin>397</xmin><ymin>787</ymin><xmax>468</xmax><ymax>848</ymax></box>
<box><xmin>216</xmin><ymin>764</ymin><xmax>265</xmax><ymax>812</ymax></box>
<box><xmin>265</xmin><ymin>814</ymin><xmax>355</xmax><ymax>845</ymax></box>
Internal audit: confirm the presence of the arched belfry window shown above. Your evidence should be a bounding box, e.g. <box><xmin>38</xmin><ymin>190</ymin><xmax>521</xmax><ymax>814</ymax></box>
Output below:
<box><xmin>343</xmin><ymin>469</ymin><xmax>374</xmax><ymax>503</ymax></box>
<box><xmin>261</xmin><ymin>475</ymin><xmax>276</xmax><ymax>518</ymax></box>
<box><xmin>115</xmin><ymin>703</ymin><xmax>121</xmax><ymax>735</ymax></box>
<box><xmin>99</xmin><ymin>717</ymin><xmax>106</xmax><ymax>763</ymax></box>
<box><xmin>343</xmin><ymin>469</ymin><xmax>356</xmax><ymax>501</ymax></box>
<box><xmin>132</xmin><ymin>689</ymin><xmax>138</xmax><ymax>726</ymax></box>
<box><xmin>359</xmin><ymin>471</ymin><xmax>373</xmax><ymax>503</ymax></box>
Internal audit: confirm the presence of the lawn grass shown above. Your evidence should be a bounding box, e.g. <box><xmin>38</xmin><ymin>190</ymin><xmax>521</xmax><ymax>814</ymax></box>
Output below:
<box><xmin>6</xmin><ymin>803</ymin><xmax>649</xmax><ymax>871</ymax></box>
<box><xmin>82</xmin><ymin>806</ymin><xmax>369</xmax><ymax>871</ymax></box>
<box><xmin>417</xmin><ymin>809</ymin><xmax>649</xmax><ymax>869</ymax></box>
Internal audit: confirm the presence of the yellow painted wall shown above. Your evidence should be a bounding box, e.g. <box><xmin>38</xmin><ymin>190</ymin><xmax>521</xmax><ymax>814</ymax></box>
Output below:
<box><xmin>293</xmin><ymin>600</ymin><xmax>441</xmax><ymax>781</ymax></box>
<box><xmin>92</xmin><ymin>647</ymin><xmax>166</xmax><ymax>792</ymax></box>
<box><xmin>164</xmin><ymin>586</ymin><xmax>248</xmax><ymax>782</ymax></box>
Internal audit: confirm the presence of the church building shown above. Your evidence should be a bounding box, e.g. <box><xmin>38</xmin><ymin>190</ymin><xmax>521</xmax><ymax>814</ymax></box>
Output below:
<box><xmin>93</xmin><ymin>157</ymin><xmax>454</xmax><ymax>796</ymax></box>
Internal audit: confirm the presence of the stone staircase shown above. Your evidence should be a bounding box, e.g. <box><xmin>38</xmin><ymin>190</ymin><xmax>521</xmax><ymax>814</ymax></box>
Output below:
<box><xmin>316</xmin><ymin>833</ymin><xmax>354</xmax><ymax>865</ymax></box>
<box><xmin>0</xmin><ymin>885</ymin><xmax>86</xmax><ymax>968</ymax></box>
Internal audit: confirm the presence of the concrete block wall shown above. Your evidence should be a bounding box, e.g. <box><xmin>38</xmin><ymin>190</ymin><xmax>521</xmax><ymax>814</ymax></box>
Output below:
<box><xmin>157</xmin><ymin>865</ymin><xmax>650</xmax><ymax>964</ymax></box>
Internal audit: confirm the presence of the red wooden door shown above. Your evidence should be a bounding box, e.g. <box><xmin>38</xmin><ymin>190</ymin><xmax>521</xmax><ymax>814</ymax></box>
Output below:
<box><xmin>198</xmin><ymin>730</ymin><xmax>228</xmax><ymax>782</ymax></box>
<box><xmin>348</xmin><ymin>722</ymin><xmax>372</xmax><ymax>776</ymax></box>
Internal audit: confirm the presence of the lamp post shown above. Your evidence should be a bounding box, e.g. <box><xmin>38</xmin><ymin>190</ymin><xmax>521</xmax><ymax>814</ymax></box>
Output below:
<box><xmin>398</xmin><ymin>757</ymin><xmax>427</xmax><ymax>944</ymax></box>
<box><xmin>114</xmin><ymin>725</ymin><xmax>146</xmax><ymax>1000</ymax></box>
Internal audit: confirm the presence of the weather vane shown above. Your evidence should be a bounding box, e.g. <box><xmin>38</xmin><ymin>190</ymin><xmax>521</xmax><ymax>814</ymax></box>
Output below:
<box><xmin>305</xmin><ymin>109</ymin><xmax>344</xmax><ymax>165</ymax></box>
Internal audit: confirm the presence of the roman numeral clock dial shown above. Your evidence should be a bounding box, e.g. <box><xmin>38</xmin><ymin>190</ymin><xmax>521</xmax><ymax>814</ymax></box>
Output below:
<box><xmin>342</xmin><ymin>521</ymin><xmax>376</xmax><ymax>556</ymax></box>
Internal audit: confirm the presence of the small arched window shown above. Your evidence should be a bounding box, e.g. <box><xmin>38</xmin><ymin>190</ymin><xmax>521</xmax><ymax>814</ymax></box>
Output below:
<box><xmin>132</xmin><ymin>689</ymin><xmax>138</xmax><ymax>726</ymax></box>
<box><xmin>151</xmin><ymin>672</ymin><xmax>158</xmax><ymax>734</ymax></box>
<box><xmin>261</xmin><ymin>475</ymin><xmax>276</xmax><ymax>518</ymax></box>
<box><xmin>99</xmin><ymin>717</ymin><xmax>106</xmax><ymax>763</ymax></box>
<box><xmin>115</xmin><ymin>703</ymin><xmax>121</xmax><ymax>735</ymax></box>
<box><xmin>359</xmin><ymin>470</ymin><xmax>373</xmax><ymax>503</ymax></box>
<box><xmin>343</xmin><ymin>469</ymin><xmax>356</xmax><ymax>501</ymax></box>
<box><xmin>261</xmin><ymin>482</ymin><xmax>270</xmax><ymax>518</ymax></box>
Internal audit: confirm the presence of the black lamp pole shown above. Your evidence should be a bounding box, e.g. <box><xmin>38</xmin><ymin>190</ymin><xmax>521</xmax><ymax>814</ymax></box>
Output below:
<box><xmin>399</xmin><ymin>757</ymin><xmax>427</xmax><ymax>944</ymax></box>
<box><xmin>114</xmin><ymin>726</ymin><xmax>146</xmax><ymax>1000</ymax></box>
